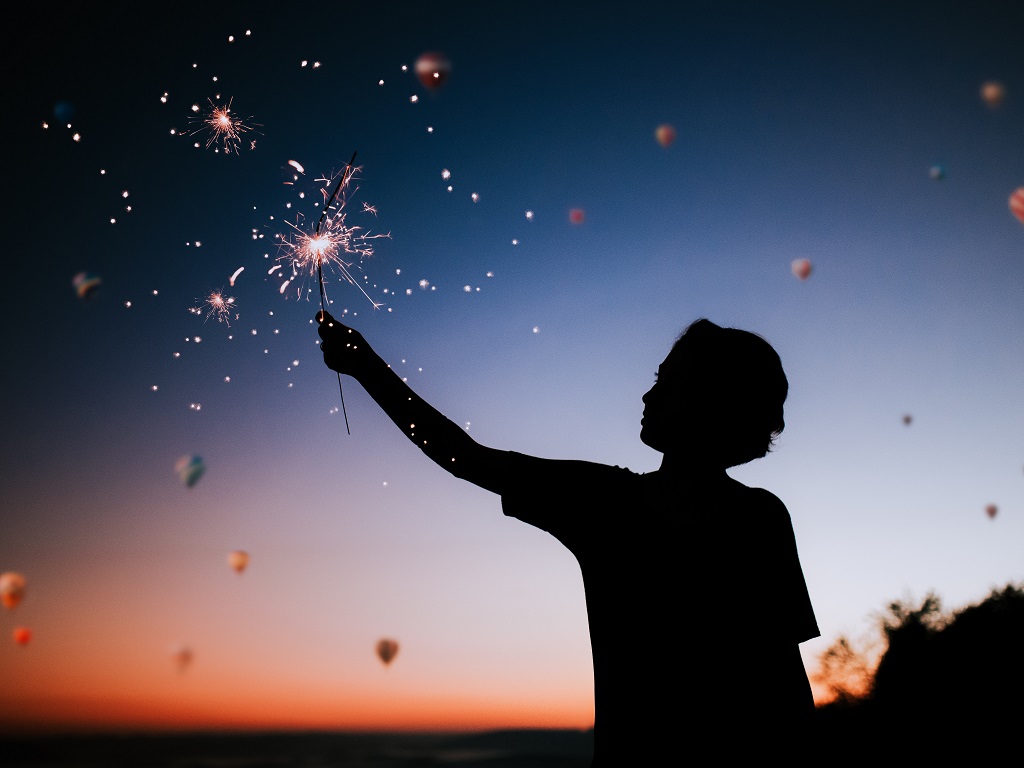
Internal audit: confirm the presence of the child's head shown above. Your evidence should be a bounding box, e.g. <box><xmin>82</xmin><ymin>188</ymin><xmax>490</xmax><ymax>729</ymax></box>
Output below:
<box><xmin>641</xmin><ymin>319</ymin><xmax>788</xmax><ymax>468</ymax></box>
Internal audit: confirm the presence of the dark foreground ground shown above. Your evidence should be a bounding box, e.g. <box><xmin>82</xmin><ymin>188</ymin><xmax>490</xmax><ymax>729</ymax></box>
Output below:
<box><xmin>0</xmin><ymin>729</ymin><xmax>595</xmax><ymax>768</ymax></box>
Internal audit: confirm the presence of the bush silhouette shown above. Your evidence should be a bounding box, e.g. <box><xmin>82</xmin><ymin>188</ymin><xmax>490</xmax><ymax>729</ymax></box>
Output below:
<box><xmin>813</xmin><ymin>582</ymin><xmax>1024</xmax><ymax>754</ymax></box>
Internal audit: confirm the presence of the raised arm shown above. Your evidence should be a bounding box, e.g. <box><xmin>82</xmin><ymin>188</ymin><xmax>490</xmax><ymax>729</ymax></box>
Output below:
<box><xmin>316</xmin><ymin>310</ymin><xmax>510</xmax><ymax>494</ymax></box>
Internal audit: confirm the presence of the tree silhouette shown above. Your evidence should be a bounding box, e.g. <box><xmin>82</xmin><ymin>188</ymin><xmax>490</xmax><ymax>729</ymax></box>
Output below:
<box><xmin>813</xmin><ymin>582</ymin><xmax>1024</xmax><ymax>757</ymax></box>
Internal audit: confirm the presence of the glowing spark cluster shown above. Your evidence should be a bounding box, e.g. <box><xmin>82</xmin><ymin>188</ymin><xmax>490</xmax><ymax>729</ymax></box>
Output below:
<box><xmin>194</xmin><ymin>290</ymin><xmax>237</xmax><ymax>325</ymax></box>
<box><xmin>189</xmin><ymin>97</ymin><xmax>260</xmax><ymax>154</ymax></box>
<box><xmin>274</xmin><ymin>166</ymin><xmax>390</xmax><ymax>308</ymax></box>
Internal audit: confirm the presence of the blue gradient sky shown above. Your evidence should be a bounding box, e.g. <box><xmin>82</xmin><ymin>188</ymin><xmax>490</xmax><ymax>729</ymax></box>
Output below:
<box><xmin>2</xmin><ymin>1</ymin><xmax>1022</xmax><ymax>731</ymax></box>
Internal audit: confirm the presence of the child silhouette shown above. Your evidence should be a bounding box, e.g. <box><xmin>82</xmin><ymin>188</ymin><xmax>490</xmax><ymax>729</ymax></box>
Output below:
<box><xmin>316</xmin><ymin>311</ymin><xmax>819</xmax><ymax>764</ymax></box>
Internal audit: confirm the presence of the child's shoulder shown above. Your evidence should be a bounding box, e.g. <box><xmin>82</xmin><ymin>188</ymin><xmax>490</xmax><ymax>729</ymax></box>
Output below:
<box><xmin>726</xmin><ymin>477</ymin><xmax>790</xmax><ymax>514</ymax></box>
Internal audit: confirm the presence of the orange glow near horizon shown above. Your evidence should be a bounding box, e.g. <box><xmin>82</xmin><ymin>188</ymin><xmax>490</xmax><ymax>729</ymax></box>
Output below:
<box><xmin>0</xmin><ymin>685</ymin><xmax>595</xmax><ymax>736</ymax></box>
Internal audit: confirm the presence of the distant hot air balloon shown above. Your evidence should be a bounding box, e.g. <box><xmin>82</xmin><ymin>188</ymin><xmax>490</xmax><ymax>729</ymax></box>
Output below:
<box><xmin>72</xmin><ymin>272</ymin><xmax>101</xmax><ymax>301</ymax></box>
<box><xmin>376</xmin><ymin>638</ymin><xmax>399</xmax><ymax>666</ymax></box>
<box><xmin>791</xmin><ymin>258</ymin><xmax>812</xmax><ymax>281</ymax></box>
<box><xmin>569</xmin><ymin>208</ymin><xmax>585</xmax><ymax>225</ymax></box>
<box><xmin>1009</xmin><ymin>187</ymin><xmax>1024</xmax><ymax>224</ymax></box>
<box><xmin>902</xmin><ymin>414</ymin><xmax>913</xmax><ymax>426</ymax></box>
<box><xmin>655</xmin><ymin>124</ymin><xmax>676</xmax><ymax>148</ymax></box>
<box><xmin>981</xmin><ymin>81</ymin><xmax>1005</xmax><ymax>108</ymax></box>
<box><xmin>929</xmin><ymin>165</ymin><xmax>945</xmax><ymax>181</ymax></box>
<box><xmin>227</xmin><ymin>550</ymin><xmax>249</xmax><ymax>574</ymax></box>
<box><xmin>170</xmin><ymin>644</ymin><xmax>193</xmax><ymax>672</ymax></box>
<box><xmin>175</xmin><ymin>455</ymin><xmax>206</xmax><ymax>488</ymax></box>
<box><xmin>0</xmin><ymin>572</ymin><xmax>26</xmax><ymax>610</ymax></box>
<box><xmin>415</xmin><ymin>52</ymin><xmax>451</xmax><ymax>90</ymax></box>
<box><xmin>985</xmin><ymin>504</ymin><xmax>997</xmax><ymax>520</ymax></box>
<box><xmin>12</xmin><ymin>627</ymin><xmax>31</xmax><ymax>646</ymax></box>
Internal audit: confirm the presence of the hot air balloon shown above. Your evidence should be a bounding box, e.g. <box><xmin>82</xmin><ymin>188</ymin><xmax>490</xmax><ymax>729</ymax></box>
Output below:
<box><xmin>13</xmin><ymin>627</ymin><xmax>31</xmax><ymax>646</ymax></box>
<box><xmin>655</xmin><ymin>124</ymin><xmax>676</xmax><ymax>148</ymax></box>
<box><xmin>981</xmin><ymin>81</ymin><xmax>1005</xmax><ymax>108</ymax></box>
<box><xmin>902</xmin><ymin>414</ymin><xmax>913</xmax><ymax>426</ymax></box>
<box><xmin>227</xmin><ymin>550</ymin><xmax>249</xmax><ymax>574</ymax></box>
<box><xmin>72</xmin><ymin>272</ymin><xmax>101</xmax><ymax>301</ymax></box>
<box><xmin>175</xmin><ymin>455</ymin><xmax>205</xmax><ymax>488</ymax></box>
<box><xmin>170</xmin><ymin>644</ymin><xmax>193</xmax><ymax>672</ymax></box>
<box><xmin>0</xmin><ymin>572</ymin><xmax>26</xmax><ymax>610</ymax></box>
<box><xmin>376</xmin><ymin>638</ymin><xmax>399</xmax><ymax>666</ymax></box>
<box><xmin>985</xmin><ymin>504</ymin><xmax>997</xmax><ymax>520</ymax></box>
<box><xmin>415</xmin><ymin>52</ymin><xmax>451</xmax><ymax>90</ymax></box>
<box><xmin>929</xmin><ymin>165</ymin><xmax>945</xmax><ymax>181</ymax></box>
<box><xmin>1009</xmin><ymin>187</ymin><xmax>1024</xmax><ymax>225</ymax></box>
<box><xmin>791</xmin><ymin>258</ymin><xmax>812</xmax><ymax>281</ymax></box>
<box><xmin>569</xmin><ymin>208</ymin><xmax>585</xmax><ymax>225</ymax></box>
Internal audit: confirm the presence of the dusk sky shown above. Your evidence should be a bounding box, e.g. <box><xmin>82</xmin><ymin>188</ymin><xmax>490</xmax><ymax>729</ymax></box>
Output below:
<box><xmin>2</xmin><ymin>1</ymin><xmax>1022</xmax><ymax>734</ymax></box>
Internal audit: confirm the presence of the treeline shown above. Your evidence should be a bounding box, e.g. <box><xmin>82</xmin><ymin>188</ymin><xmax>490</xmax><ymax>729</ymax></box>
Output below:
<box><xmin>811</xmin><ymin>582</ymin><xmax>1024</xmax><ymax>756</ymax></box>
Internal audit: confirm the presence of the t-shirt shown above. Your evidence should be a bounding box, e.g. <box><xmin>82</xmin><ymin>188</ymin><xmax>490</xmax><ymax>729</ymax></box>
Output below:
<box><xmin>500</xmin><ymin>452</ymin><xmax>819</xmax><ymax>764</ymax></box>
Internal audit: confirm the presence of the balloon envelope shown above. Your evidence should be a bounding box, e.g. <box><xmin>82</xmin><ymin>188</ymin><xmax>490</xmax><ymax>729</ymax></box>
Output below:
<box><xmin>415</xmin><ymin>52</ymin><xmax>451</xmax><ymax>90</ymax></box>
<box><xmin>655</xmin><ymin>124</ymin><xmax>676</xmax><ymax>148</ymax></box>
<box><xmin>175</xmin><ymin>455</ymin><xmax>205</xmax><ymax>488</ymax></box>
<box><xmin>981</xmin><ymin>81</ymin><xmax>1005</xmax><ymax>107</ymax></box>
<box><xmin>1009</xmin><ymin>187</ymin><xmax>1024</xmax><ymax>224</ymax></box>
<box><xmin>13</xmin><ymin>627</ymin><xmax>31</xmax><ymax>645</ymax></box>
<box><xmin>569</xmin><ymin>208</ymin><xmax>585</xmax><ymax>225</ymax></box>
<box><xmin>0</xmin><ymin>572</ymin><xmax>26</xmax><ymax>610</ymax></box>
<box><xmin>227</xmin><ymin>550</ymin><xmax>249</xmax><ymax>574</ymax></box>
<box><xmin>791</xmin><ymin>258</ymin><xmax>812</xmax><ymax>281</ymax></box>
<box><xmin>170</xmin><ymin>645</ymin><xmax>193</xmax><ymax>671</ymax></box>
<box><xmin>986</xmin><ymin>504</ymin><xmax>997</xmax><ymax>519</ymax></box>
<box><xmin>72</xmin><ymin>272</ymin><xmax>101</xmax><ymax>301</ymax></box>
<box><xmin>376</xmin><ymin>638</ymin><xmax>399</xmax><ymax>666</ymax></box>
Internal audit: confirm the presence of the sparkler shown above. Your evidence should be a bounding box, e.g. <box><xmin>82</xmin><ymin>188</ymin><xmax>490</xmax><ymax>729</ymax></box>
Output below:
<box><xmin>275</xmin><ymin>151</ymin><xmax>390</xmax><ymax>433</ymax></box>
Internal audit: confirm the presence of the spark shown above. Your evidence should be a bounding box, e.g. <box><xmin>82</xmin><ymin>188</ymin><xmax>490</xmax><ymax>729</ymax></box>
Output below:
<box><xmin>229</xmin><ymin>266</ymin><xmax>244</xmax><ymax>285</ymax></box>
<box><xmin>188</xmin><ymin>97</ymin><xmax>260</xmax><ymax>154</ymax></box>
<box><xmin>196</xmin><ymin>290</ymin><xmax>237</xmax><ymax>325</ymax></box>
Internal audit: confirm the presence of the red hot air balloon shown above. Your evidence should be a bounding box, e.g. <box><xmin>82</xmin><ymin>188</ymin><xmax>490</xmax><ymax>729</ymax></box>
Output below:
<box><xmin>376</xmin><ymin>638</ymin><xmax>399</xmax><ymax>666</ymax></box>
<box><xmin>981</xmin><ymin>81</ymin><xmax>1005</xmax><ymax>108</ymax></box>
<box><xmin>0</xmin><ymin>572</ymin><xmax>26</xmax><ymax>610</ymax></box>
<box><xmin>985</xmin><ymin>504</ymin><xmax>998</xmax><ymax>520</ymax></box>
<box><xmin>569</xmin><ymin>208</ymin><xmax>585</xmax><ymax>225</ymax></box>
<box><xmin>1009</xmin><ymin>188</ymin><xmax>1024</xmax><ymax>224</ymax></box>
<box><xmin>415</xmin><ymin>52</ymin><xmax>451</xmax><ymax>90</ymax></box>
<box><xmin>791</xmin><ymin>258</ymin><xmax>812</xmax><ymax>281</ymax></box>
<box><xmin>655</xmin><ymin>124</ymin><xmax>676</xmax><ymax>148</ymax></box>
<box><xmin>13</xmin><ymin>627</ymin><xmax>31</xmax><ymax>646</ymax></box>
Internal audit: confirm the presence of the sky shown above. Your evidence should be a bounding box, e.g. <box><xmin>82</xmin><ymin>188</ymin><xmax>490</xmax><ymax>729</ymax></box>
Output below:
<box><xmin>2</xmin><ymin>0</ymin><xmax>1023</xmax><ymax>735</ymax></box>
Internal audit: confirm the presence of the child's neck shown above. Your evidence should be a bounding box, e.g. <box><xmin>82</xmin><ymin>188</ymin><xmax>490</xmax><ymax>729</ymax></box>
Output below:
<box><xmin>657</xmin><ymin>452</ymin><xmax>729</xmax><ymax>483</ymax></box>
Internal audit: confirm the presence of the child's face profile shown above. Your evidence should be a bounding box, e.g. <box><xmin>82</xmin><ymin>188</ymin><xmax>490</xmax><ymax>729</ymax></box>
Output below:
<box><xmin>639</xmin><ymin>352</ymin><xmax>690</xmax><ymax>454</ymax></box>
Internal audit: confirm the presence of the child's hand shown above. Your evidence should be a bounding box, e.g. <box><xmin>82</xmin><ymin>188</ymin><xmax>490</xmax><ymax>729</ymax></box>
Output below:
<box><xmin>316</xmin><ymin>310</ymin><xmax>371</xmax><ymax>377</ymax></box>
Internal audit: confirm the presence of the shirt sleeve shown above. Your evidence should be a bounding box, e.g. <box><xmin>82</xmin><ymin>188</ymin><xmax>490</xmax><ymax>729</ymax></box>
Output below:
<box><xmin>499</xmin><ymin>451</ymin><xmax>635</xmax><ymax>546</ymax></box>
<box><xmin>757</xmin><ymin>488</ymin><xmax>820</xmax><ymax>644</ymax></box>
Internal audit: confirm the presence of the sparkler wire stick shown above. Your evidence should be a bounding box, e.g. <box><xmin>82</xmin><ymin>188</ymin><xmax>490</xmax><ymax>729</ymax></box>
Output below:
<box><xmin>317</xmin><ymin>150</ymin><xmax>358</xmax><ymax>434</ymax></box>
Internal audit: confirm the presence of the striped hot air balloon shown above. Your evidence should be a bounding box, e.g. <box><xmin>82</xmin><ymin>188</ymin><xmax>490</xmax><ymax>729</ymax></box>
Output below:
<box><xmin>1009</xmin><ymin>187</ymin><xmax>1024</xmax><ymax>225</ymax></box>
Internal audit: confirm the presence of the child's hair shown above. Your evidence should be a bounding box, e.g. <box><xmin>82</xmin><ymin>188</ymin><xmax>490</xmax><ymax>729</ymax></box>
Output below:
<box><xmin>669</xmin><ymin>319</ymin><xmax>789</xmax><ymax>468</ymax></box>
